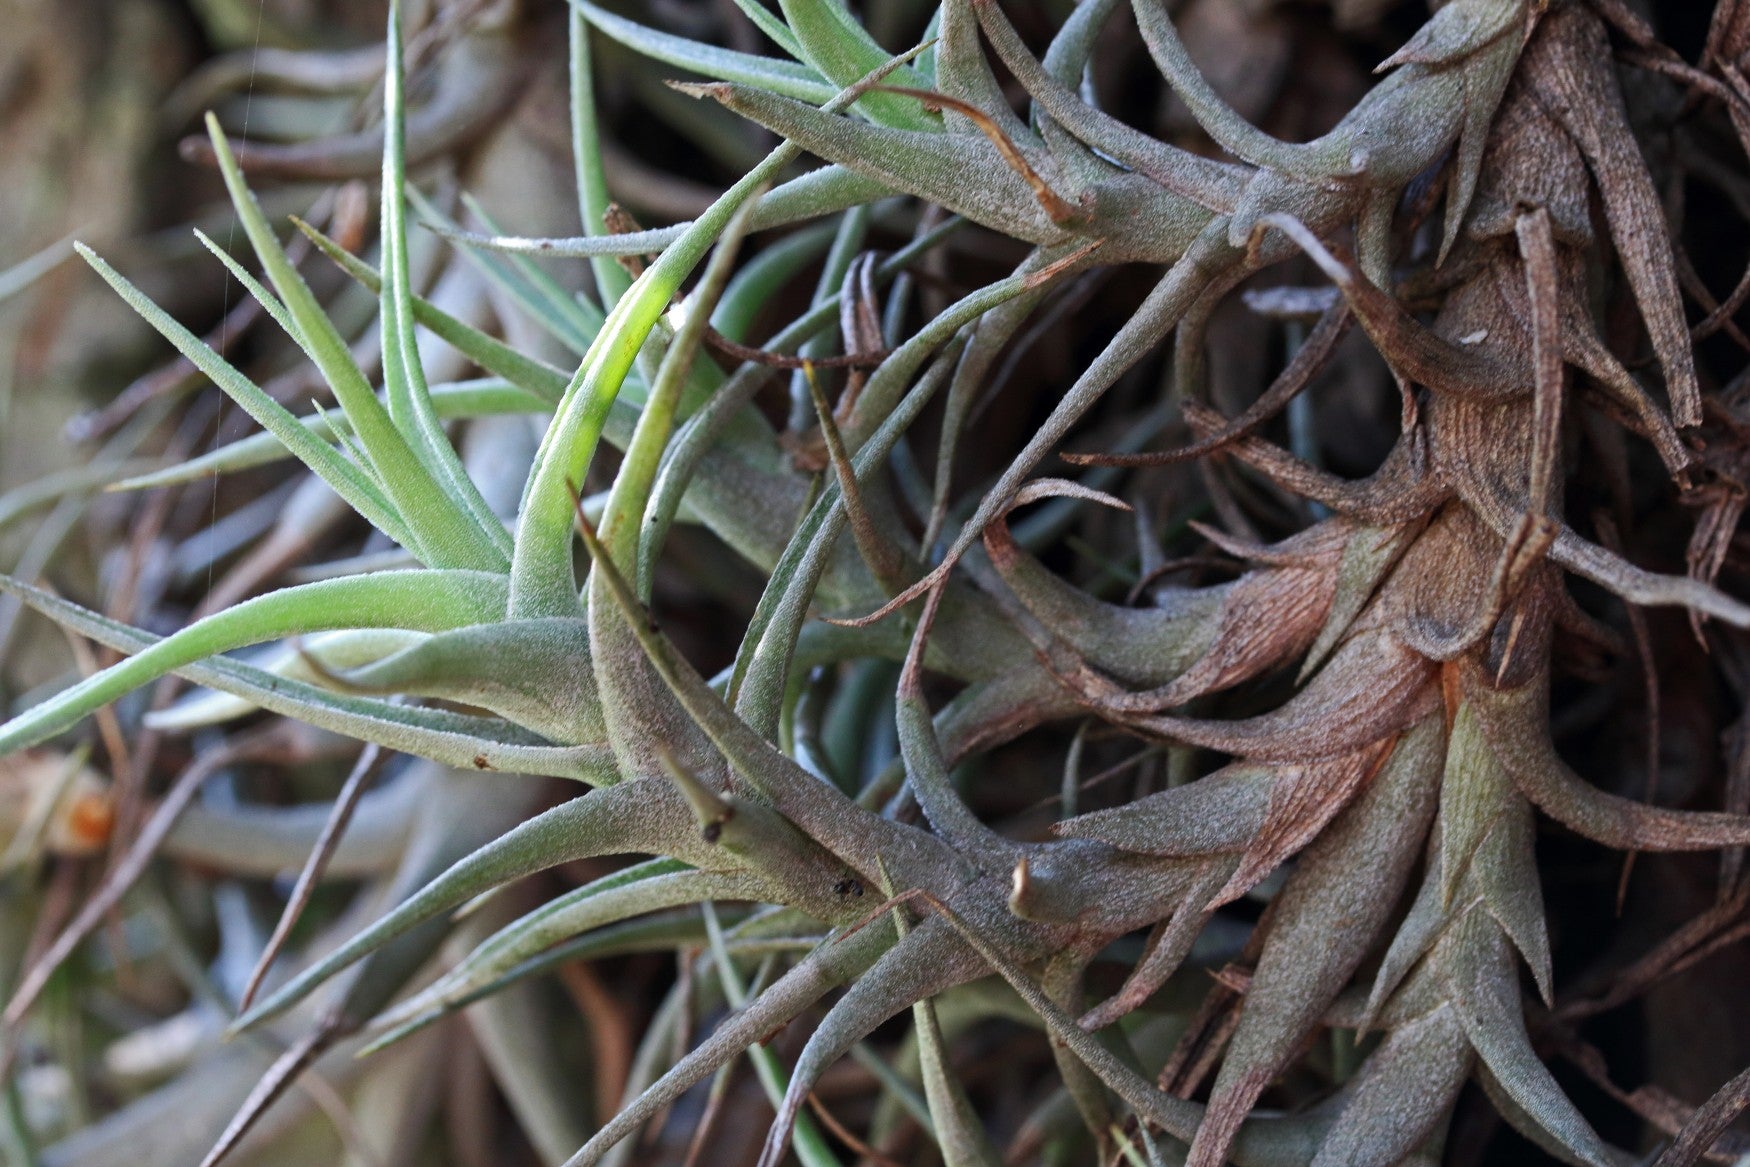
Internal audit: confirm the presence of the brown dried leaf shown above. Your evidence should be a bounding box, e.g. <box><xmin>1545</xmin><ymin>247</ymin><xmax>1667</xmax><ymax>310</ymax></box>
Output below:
<box><xmin>1138</xmin><ymin>629</ymin><xmax>1439</xmax><ymax>762</ymax></box>
<box><xmin>1190</xmin><ymin>718</ymin><xmax>1443</xmax><ymax>1167</ymax></box>
<box><xmin>1468</xmin><ymin>657</ymin><xmax>1750</xmax><ymax>850</ymax></box>
<box><xmin>1186</xmin><ymin>401</ymin><xmax>1452</xmax><ymax>524</ymax></box>
<box><xmin>1205</xmin><ymin>738</ymin><xmax>1394</xmax><ymax>910</ymax></box>
<box><xmin>1530</xmin><ymin>4</ymin><xmax>1700</xmax><ymax>426</ymax></box>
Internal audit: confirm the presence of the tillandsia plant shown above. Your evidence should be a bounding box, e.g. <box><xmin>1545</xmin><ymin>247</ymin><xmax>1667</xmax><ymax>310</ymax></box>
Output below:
<box><xmin>6</xmin><ymin>0</ymin><xmax>1750</xmax><ymax>1164</ymax></box>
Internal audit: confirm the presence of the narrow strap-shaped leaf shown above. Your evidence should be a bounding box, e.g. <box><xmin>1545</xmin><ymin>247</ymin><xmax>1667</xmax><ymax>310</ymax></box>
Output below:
<box><xmin>599</xmin><ymin>189</ymin><xmax>759</xmax><ymax>575</ymax></box>
<box><xmin>914</xmin><ymin>993</ymin><xmax>1002</xmax><ymax>1165</ymax></box>
<box><xmin>1532</xmin><ymin>3</ymin><xmax>1698</xmax><ymax>426</ymax></box>
<box><xmin>701</xmin><ymin>84</ymin><xmax>1068</xmax><ymax>248</ymax></box>
<box><xmin>0</xmin><ymin>576</ymin><xmax>610</xmax><ymax>780</ymax></box>
<box><xmin>0</xmin><ymin>458</ymin><xmax>168</xmax><ymax>532</ymax></box>
<box><xmin>728</xmin><ymin>0</ymin><xmax>807</xmax><ymax>60</ymax></box>
<box><xmin>1363</xmin><ymin>845</ymin><xmax>1451</xmax><ymax>1027</ymax></box>
<box><xmin>511</xmin><ymin>45</ymin><xmax>931</xmax><ymax>618</ymax></box>
<box><xmin>1138</xmin><ymin>630</ymin><xmax>1439</xmax><ymax>763</ymax></box>
<box><xmin>1439</xmin><ymin>31</ymin><xmax>1522</xmax><ymax>264</ymax></box>
<box><xmin>112</xmin><ymin>379</ymin><xmax>547</xmax><ymax>491</ymax></box>
<box><xmin>571</xmin><ymin>11</ymin><xmax>634</xmax><ymax>310</ymax></box>
<box><xmin>1129</xmin><ymin>0</ymin><xmax>1325</xmax><ymax>180</ymax></box>
<box><xmin>711</xmin><ymin>220</ymin><xmax>838</xmax><ymax>341</ymax></box>
<box><xmin>191</xmin><ymin>229</ymin><xmax>301</xmax><ymax>339</ymax></box>
<box><xmin>1039</xmin><ymin>0</ymin><xmax>1124</xmax><ymax>83</ymax></box>
<box><xmin>574</xmin><ymin>282</ymin><xmax>737</xmax><ymax>786</ymax></box>
<box><xmin>585</xmin><ymin>199</ymin><xmax>764</xmax><ymax>781</ymax></box>
<box><xmin>1053</xmin><ymin>762</ymin><xmax>1274</xmax><ymax>856</ymax></box>
<box><xmin>77</xmin><ymin>244</ymin><xmax>411</xmax><ymax>548</ymax></box>
<box><xmin>975</xmin><ymin>0</ymin><xmax>1243</xmax><ymax>212</ymax></box>
<box><xmin>775</xmin><ymin>0</ymin><xmax>936</xmax><ymax>128</ymax></box>
<box><xmin>323</xmin><ymin>618</ymin><xmax>607</xmax><ymax>745</ymax></box>
<box><xmin>206</xmin><ymin>114</ymin><xmax>507</xmax><ymax>572</ymax></box>
<box><xmin>833</xmin><ymin>220</ymin><xmax>1239</xmax><ymax>636</ymax></box>
<box><xmin>1470</xmin><ymin>783</ymin><xmax>1552</xmax><ymax>1004</ymax></box>
<box><xmin>909</xmin><ymin>892</ymin><xmax>1342</xmax><ymax>1162</ymax></box>
<box><xmin>1190</xmin><ymin>719</ymin><xmax>1443</xmax><ymax>1167</ymax></box>
<box><xmin>297</xmin><ymin>220</ymin><xmax>574</xmax><ymax>404</ymax></box>
<box><xmin>1311</xmin><ymin>1005</ymin><xmax>1471</xmax><ymax>1167</ymax></box>
<box><xmin>986</xmin><ymin>513</ymin><xmax>1225</xmax><ymax>688</ymax></box>
<box><xmin>0</xmin><ymin>233</ymin><xmax>73</xmax><ymax>306</ymax></box>
<box><xmin>788</xmin><ymin>204</ymin><xmax>871</xmax><ymax>431</ymax></box>
<box><xmin>895</xmin><ymin>682</ymin><xmax>1015</xmax><ymax>865</ymax></box>
<box><xmin>560</xmin><ymin>923</ymin><xmax>895</xmax><ymax>1166</ymax></box>
<box><xmin>578</xmin><ymin>518</ymin><xmax>927</xmax><ymax>882</ymax></box>
<box><xmin>367</xmin><ymin>866</ymin><xmax>751</xmax><ymax>1052</ymax></box>
<box><xmin>1440</xmin><ymin>702</ymin><xmax>1511</xmax><ymax>906</ymax></box>
<box><xmin>446</xmin><ymin>189</ymin><xmax>608</xmax><ymax>351</ymax></box>
<box><xmin>379</xmin><ymin>911</ymin><xmax>774</xmax><ymax>1043</ymax></box>
<box><xmin>1470</xmin><ymin>659</ymin><xmax>1750</xmax><ymax>849</ymax></box>
<box><xmin>1443</xmin><ymin>912</ymin><xmax>1612</xmax><ymax>1167</ymax></box>
<box><xmin>756</xmin><ymin>919</ymin><xmax>983</xmax><ymax>1167</ymax></box>
<box><xmin>638</xmin><ymin>214</ymin><xmax>964</xmax><ymax>597</ymax></box>
<box><xmin>574</xmin><ymin>0</ymin><xmax>835</xmax><ymax>103</ymax></box>
<box><xmin>936</xmin><ymin>0</ymin><xmax>1029</xmax><ymax>143</ymax></box>
<box><xmin>696</xmin><ymin>903</ymin><xmax>847</xmax><ymax>1167</ymax></box>
<box><xmin>420</xmin><ymin>164</ymin><xmax>896</xmax><ymax>259</ymax></box>
<box><xmin>900</xmin><ymin>909</ymin><xmax>1004</xmax><ymax>1167</ymax></box>
<box><xmin>233</xmin><ymin>779</ymin><xmax>701</xmax><ymax>1033</ymax></box>
<box><xmin>147</xmin><ymin>628</ymin><xmax>432</xmax><ymax>730</ymax></box>
<box><xmin>379</xmin><ymin>4</ymin><xmax>515</xmax><ymax>559</ymax></box>
<box><xmin>734</xmin><ymin>253</ymin><xmax>1085</xmax><ymax>737</ymax></box>
<box><xmin>0</xmin><ymin>570</ymin><xmax>508</xmax><ymax>755</ymax></box>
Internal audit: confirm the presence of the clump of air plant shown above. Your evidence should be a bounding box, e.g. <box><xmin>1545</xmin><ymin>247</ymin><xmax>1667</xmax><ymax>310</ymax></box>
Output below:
<box><xmin>4</xmin><ymin>1</ymin><xmax>1750</xmax><ymax>1165</ymax></box>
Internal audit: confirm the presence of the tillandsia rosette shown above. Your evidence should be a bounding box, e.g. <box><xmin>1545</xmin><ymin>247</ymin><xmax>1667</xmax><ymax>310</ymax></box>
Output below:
<box><xmin>4</xmin><ymin>0</ymin><xmax>1750</xmax><ymax>1164</ymax></box>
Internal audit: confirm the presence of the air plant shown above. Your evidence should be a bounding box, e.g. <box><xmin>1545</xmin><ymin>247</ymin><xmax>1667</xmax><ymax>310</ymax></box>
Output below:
<box><xmin>4</xmin><ymin>1</ymin><xmax>1750</xmax><ymax>1165</ymax></box>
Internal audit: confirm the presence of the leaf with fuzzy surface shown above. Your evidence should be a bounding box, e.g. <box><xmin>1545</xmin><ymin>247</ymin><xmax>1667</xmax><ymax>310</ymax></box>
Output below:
<box><xmin>0</xmin><ymin>577</ymin><xmax>611</xmax><ymax>778</ymax></box>
<box><xmin>575</xmin><ymin>0</ymin><xmax>835</xmax><ymax>103</ymax></box>
<box><xmin>206</xmin><ymin>115</ymin><xmax>508</xmax><ymax>571</ymax></box>
<box><xmin>0</xmin><ymin>570</ymin><xmax>508</xmax><ymax>756</ymax></box>
<box><xmin>234</xmin><ymin>779</ymin><xmax>707</xmax><ymax>1033</ymax></box>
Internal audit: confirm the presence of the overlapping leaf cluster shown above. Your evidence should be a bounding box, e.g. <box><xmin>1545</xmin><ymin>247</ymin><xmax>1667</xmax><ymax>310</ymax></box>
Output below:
<box><xmin>5</xmin><ymin>0</ymin><xmax>1750</xmax><ymax>1164</ymax></box>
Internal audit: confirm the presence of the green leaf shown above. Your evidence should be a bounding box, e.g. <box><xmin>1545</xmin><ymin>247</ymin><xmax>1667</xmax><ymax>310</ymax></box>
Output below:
<box><xmin>0</xmin><ymin>234</ymin><xmax>73</xmax><ymax>307</ymax></box>
<box><xmin>0</xmin><ymin>458</ymin><xmax>168</xmax><ymax>533</ymax></box>
<box><xmin>110</xmin><ymin>379</ymin><xmax>549</xmax><ymax>492</ymax></box>
<box><xmin>775</xmin><ymin>0</ymin><xmax>935</xmax><ymax>129</ymax></box>
<box><xmin>438</xmin><ymin>189</ymin><xmax>607</xmax><ymax>354</ymax></box>
<box><xmin>0</xmin><ymin>570</ymin><xmax>507</xmax><ymax>755</ymax></box>
<box><xmin>191</xmin><ymin>229</ymin><xmax>301</xmax><ymax>339</ymax></box>
<box><xmin>702</xmin><ymin>85</ymin><xmax>1066</xmax><ymax>246</ymax></box>
<box><xmin>233</xmin><ymin>778</ymin><xmax>705</xmax><ymax>1033</ymax></box>
<box><xmin>379</xmin><ymin>4</ymin><xmax>515</xmax><ymax>559</ymax></box>
<box><xmin>510</xmin><ymin>44</ymin><xmax>931</xmax><ymax>619</ymax></box>
<box><xmin>421</xmin><ymin>164</ymin><xmax>897</xmax><ymax>260</ymax></box>
<box><xmin>1442</xmin><ymin>912</ymin><xmax>1611</xmax><ymax>1167</ymax></box>
<box><xmin>570</xmin><ymin>11</ymin><xmax>634</xmax><ymax>311</ymax></box>
<box><xmin>729</xmin><ymin>0</ymin><xmax>807</xmax><ymax>60</ymax></box>
<box><xmin>1312</xmin><ymin>1006</ymin><xmax>1471</xmax><ymax>1167</ymax></box>
<box><xmin>76</xmin><ymin>244</ymin><xmax>413</xmax><ymax>549</ymax></box>
<box><xmin>147</xmin><ymin>628</ymin><xmax>432</xmax><ymax>730</ymax></box>
<box><xmin>367</xmin><ymin>866</ymin><xmax>754</xmax><ymax>1053</ymax></box>
<box><xmin>699</xmin><ymin>901</ymin><xmax>847</xmax><ymax>1167</ymax></box>
<box><xmin>733</xmin><ymin>255</ymin><xmax>1080</xmax><ymax>738</ymax></box>
<box><xmin>312</xmin><ymin>617</ymin><xmax>608</xmax><ymax>746</ymax></box>
<box><xmin>205</xmin><ymin>114</ymin><xmax>508</xmax><ymax>572</ymax></box>
<box><xmin>574</xmin><ymin>0</ymin><xmax>835</xmax><ymax>103</ymax></box>
<box><xmin>0</xmin><ymin>576</ymin><xmax>610</xmax><ymax>779</ymax></box>
<box><xmin>298</xmin><ymin>219</ymin><xmax>575</xmax><ymax>404</ymax></box>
